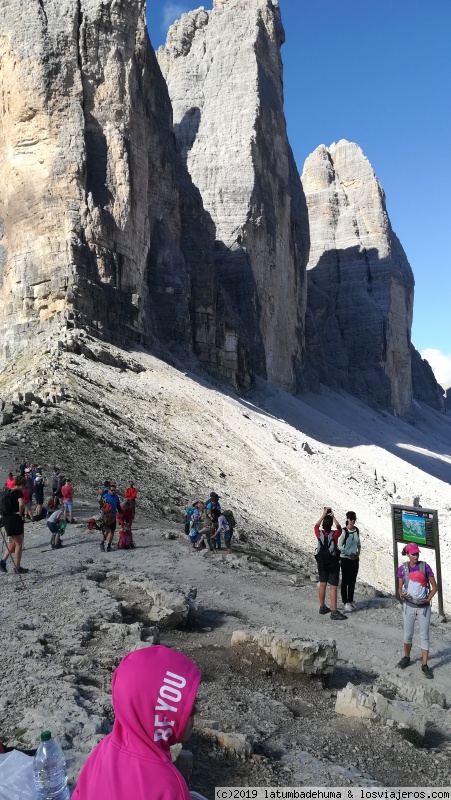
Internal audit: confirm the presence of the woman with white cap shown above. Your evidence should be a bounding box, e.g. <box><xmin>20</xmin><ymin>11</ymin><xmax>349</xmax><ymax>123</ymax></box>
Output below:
<box><xmin>397</xmin><ymin>542</ymin><xmax>438</xmax><ymax>679</ymax></box>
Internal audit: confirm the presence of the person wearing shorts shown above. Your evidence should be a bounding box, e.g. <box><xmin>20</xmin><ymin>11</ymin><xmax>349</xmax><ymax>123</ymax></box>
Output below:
<box><xmin>61</xmin><ymin>478</ymin><xmax>74</xmax><ymax>523</ymax></box>
<box><xmin>314</xmin><ymin>507</ymin><xmax>347</xmax><ymax>620</ymax></box>
<box><xmin>396</xmin><ymin>543</ymin><xmax>438</xmax><ymax>679</ymax></box>
<box><xmin>47</xmin><ymin>502</ymin><xmax>65</xmax><ymax>549</ymax></box>
<box><xmin>0</xmin><ymin>475</ymin><xmax>28</xmax><ymax>574</ymax></box>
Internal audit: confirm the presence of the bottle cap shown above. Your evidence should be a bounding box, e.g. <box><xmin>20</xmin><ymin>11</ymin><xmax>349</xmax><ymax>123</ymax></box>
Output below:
<box><xmin>40</xmin><ymin>731</ymin><xmax>52</xmax><ymax>741</ymax></box>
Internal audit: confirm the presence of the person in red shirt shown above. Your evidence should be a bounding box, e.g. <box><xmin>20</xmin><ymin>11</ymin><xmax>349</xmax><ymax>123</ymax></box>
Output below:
<box><xmin>314</xmin><ymin>507</ymin><xmax>347</xmax><ymax>620</ymax></box>
<box><xmin>61</xmin><ymin>478</ymin><xmax>74</xmax><ymax>523</ymax></box>
<box><xmin>124</xmin><ymin>482</ymin><xmax>138</xmax><ymax>519</ymax></box>
<box><xmin>5</xmin><ymin>473</ymin><xmax>15</xmax><ymax>490</ymax></box>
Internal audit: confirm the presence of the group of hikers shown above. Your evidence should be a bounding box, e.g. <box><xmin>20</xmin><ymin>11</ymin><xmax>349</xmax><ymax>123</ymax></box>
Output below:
<box><xmin>314</xmin><ymin>506</ymin><xmax>439</xmax><ymax>678</ymax></box>
<box><xmin>184</xmin><ymin>492</ymin><xmax>235</xmax><ymax>554</ymax></box>
<box><xmin>88</xmin><ymin>479</ymin><xmax>138</xmax><ymax>552</ymax></box>
<box><xmin>0</xmin><ymin>461</ymin><xmax>139</xmax><ymax>572</ymax></box>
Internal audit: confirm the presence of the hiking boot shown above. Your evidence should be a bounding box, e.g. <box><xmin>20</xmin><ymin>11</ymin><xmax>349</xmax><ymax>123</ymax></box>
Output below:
<box><xmin>330</xmin><ymin>610</ymin><xmax>347</xmax><ymax>620</ymax></box>
<box><xmin>319</xmin><ymin>605</ymin><xmax>331</xmax><ymax>615</ymax></box>
<box><xmin>0</xmin><ymin>560</ymin><xmax>7</xmax><ymax>573</ymax></box>
<box><xmin>421</xmin><ymin>664</ymin><xmax>434</xmax><ymax>680</ymax></box>
<box><xmin>15</xmin><ymin>566</ymin><xmax>29</xmax><ymax>574</ymax></box>
<box><xmin>106</xmin><ymin>545</ymin><xmax>112</xmax><ymax>552</ymax></box>
<box><xmin>397</xmin><ymin>656</ymin><xmax>411</xmax><ymax>669</ymax></box>
<box><xmin>99</xmin><ymin>542</ymin><xmax>105</xmax><ymax>552</ymax></box>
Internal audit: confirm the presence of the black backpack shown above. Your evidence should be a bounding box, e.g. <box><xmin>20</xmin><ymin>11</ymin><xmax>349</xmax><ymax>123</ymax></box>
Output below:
<box><xmin>0</xmin><ymin>489</ymin><xmax>14</xmax><ymax>516</ymax></box>
<box><xmin>315</xmin><ymin>531</ymin><xmax>338</xmax><ymax>562</ymax></box>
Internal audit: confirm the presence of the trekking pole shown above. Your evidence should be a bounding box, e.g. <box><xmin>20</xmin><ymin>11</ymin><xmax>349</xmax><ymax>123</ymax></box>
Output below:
<box><xmin>0</xmin><ymin>524</ymin><xmax>28</xmax><ymax>592</ymax></box>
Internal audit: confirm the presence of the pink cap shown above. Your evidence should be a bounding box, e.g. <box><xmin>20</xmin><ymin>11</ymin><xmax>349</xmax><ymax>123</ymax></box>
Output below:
<box><xmin>405</xmin><ymin>543</ymin><xmax>420</xmax><ymax>554</ymax></box>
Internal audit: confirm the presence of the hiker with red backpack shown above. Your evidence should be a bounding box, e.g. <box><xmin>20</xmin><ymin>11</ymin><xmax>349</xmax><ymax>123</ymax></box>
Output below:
<box><xmin>314</xmin><ymin>507</ymin><xmax>347</xmax><ymax>620</ymax></box>
<box><xmin>396</xmin><ymin>543</ymin><xmax>438</xmax><ymax>679</ymax></box>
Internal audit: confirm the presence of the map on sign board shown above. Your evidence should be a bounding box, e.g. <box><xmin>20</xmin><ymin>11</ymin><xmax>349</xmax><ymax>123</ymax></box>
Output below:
<box><xmin>402</xmin><ymin>512</ymin><xmax>427</xmax><ymax>544</ymax></box>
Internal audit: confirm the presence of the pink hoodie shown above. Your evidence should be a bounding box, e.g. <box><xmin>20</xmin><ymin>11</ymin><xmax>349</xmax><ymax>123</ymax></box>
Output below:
<box><xmin>73</xmin><ymin>646</ymin><xmax>201</xmax><ymax>800</ymax></box>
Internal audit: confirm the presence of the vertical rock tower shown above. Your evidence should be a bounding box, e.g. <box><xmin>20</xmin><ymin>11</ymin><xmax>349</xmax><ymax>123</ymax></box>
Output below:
<box><xmin>302</xmin><ymin>140</ymin><xmax>414</xmax><ymax>414</ymax></box>
<box><xmin>157</xmin><ymin>0</ymin><xmax>310</xmax><ymax>393</ymax></box>
<box><xmin>0</xmin><ymin>0</ymin><xmax>241</xmax><ymax>382</ymax></box>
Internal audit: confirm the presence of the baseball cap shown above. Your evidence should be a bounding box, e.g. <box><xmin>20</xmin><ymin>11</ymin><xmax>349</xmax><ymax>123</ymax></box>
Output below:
<box><xmin>404</xmin><ymin>543</ymin><xmax>420</xmax><ymax>554</ymax></box>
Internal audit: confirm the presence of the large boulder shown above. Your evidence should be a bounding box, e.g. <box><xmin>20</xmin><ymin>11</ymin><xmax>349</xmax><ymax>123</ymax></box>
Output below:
<box><xmin>302</xmin><ymin>140</ymin><xmax>414</xmax><ymax>414</ymax></box>
<box><xmin>231</xmin><ymin>628</ymin><xmax>337</xmax><ymax>675</ymax></box>
<box><xmin>157</xmin><ymin>0</ymin><xmax>310</xmax><ymax>393</ymax></box>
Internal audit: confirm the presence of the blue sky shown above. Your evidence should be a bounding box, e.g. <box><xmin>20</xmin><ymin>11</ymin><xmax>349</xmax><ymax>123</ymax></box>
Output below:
<box><xmin>148</xmin><ymin>0</ymin><xmax>451</xmax><ymax>388</ymax></box>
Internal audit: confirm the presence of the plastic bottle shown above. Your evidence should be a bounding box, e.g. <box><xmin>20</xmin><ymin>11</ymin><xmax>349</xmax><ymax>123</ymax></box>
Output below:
<box><xmin>32</xmin><ymin>731</ymin><xmax>70</xmax><ymax>800</ymax></box>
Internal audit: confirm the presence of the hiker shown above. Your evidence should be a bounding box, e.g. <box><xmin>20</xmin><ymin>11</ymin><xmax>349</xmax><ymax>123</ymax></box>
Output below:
<box><xmin>21</xmin><ymin>483</ymin><xmax>34</xmax><ymax>521</ymax></box>
<box><xmin>51</xmin><ymin>467</ymin><xmax>60</xmax><ymax>497</ymax></box>
<box><xmin>117</xmin><ymin>500</ymin><xmax>135</xmax><ymax>550</ymax></box>
<box><xmin>5</xmin><ymin>472</ymin><xmax>15</xmax><ymax>490</ymax></box>
<box><xmin>100</xmin><ymin>501</ymin><xmax>117</xmax><ymax>552</ymax></box>
<box><xmin>103</xmin><ymin>482</ymin><xmax>121</xmax><ymax>515</ymax></box>
<box><xmin>124</xmin><ymin>482</ymin><xmax>138</xmax><ymax>518</ymax></box>
<box><xmin>197</xmin><ymin>512</ymin><xmax>216</xmax><ymax>551</ymax></box>
<box><xmin>396</xmin><ymin>543</ymin><xmax>438</xmax><ymax>679</ymax></box>
<box><xmin>0</xmin><ymin>474</ymin><xmax>28</xmax><ymax>574</ymax></box>
<box><xmin>73</xmin><ymin>645</ymin><xmax>201</xmax><ymax>800</ymax></box>
<box><xmin>314</xmin><ymin>507</ymin><xmax>347</xmax><ymax>620</ymax></box>
<box><xmin>61</xmin><ymin>478</ymin><xmax>74</xmax><ymax>523</ymax></box>
<box><xmin>205</xmin><ymin>491</ymin><xmax>221</xmax><ymax>515</ymax></box>
<box><xmin>338</xmin><ymin>511</ymin><xmax>361</xmax><ymax>612</ymax></box>
<box><xmin>216</xmin><ymin>511</ymin><xmax>234</xmax><ymax>554</ymax></box>
<box><xmin>34</xmin><ymin>474</ymin><xmax>45</xmax><ymax>517</ymax></box>
<box><xmin>47</xmin><ymin>501</ymin><xmax>66</xmax><ymax>549</ymax></box>
<box><xmin>187</xmin><ymin>501</ymin><xmax>206</xmax><ymax>549</ymax></box>
<box><xmin>98</xmin><ymin>479</ymin><xmax>110</xmax><ymax>508</ymax></box>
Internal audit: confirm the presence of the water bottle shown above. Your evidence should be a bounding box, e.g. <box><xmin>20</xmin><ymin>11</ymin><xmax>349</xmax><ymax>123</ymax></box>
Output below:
<box><xmin>32</xmin><ymin>731</ymin><xmax>70</xmax><ymax>800</ymax></box>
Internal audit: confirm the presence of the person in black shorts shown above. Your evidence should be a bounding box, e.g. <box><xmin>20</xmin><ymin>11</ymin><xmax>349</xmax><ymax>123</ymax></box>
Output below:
<box><xmin>314</xmin><ymin>507</ymin><xmax>346</xmax><ymax>620</ymax></box>
<box><xmin>0</xmin><ymin>475</ymin><xmax>29</xmax><ymax>574</ymax></box>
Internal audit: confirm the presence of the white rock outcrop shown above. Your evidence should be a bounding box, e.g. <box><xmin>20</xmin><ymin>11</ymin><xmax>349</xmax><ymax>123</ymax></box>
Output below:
<box><xmin>335</xmin><ymin>682</ymin><xmax>426</xmax><ymax>737</ymax></box>
<box><xmin>302</xmin><ymin>140</ymin><xmax>414</xmax><ymax>414</ymax></box>
<box><xmin>231</xmin><ymin>628</ymin><xmax>337</xmax><ymax>675</ymax></box>
<box><xmin>157</xmin><ymin>0</ymin><xmax>310</xmax><ymax>393</ymax></box>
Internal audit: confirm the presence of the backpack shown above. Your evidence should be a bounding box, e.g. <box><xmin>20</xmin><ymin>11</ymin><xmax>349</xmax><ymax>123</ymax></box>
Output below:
<box><xmin>315</xmin><ymin>530</ymin><xmax>338</xmax><ymax>562</ymax></box>
<box><xmin>118</xmin><ymin>529</ymin><xmax>132</xmax><ymax>549</ymax></box>
<box><xmin>0</xmin><ymin>489</ymin><xmax>14</xmax><ymax>516</ymax></box>
<box><xmin>339</xmin><ymin>526</ymin><xmax>360</xmax><ymax>553</ymax></box>
<box><xmin>222</xmin><ymin>510</ymin><xmax>236</xmax><ymax>529</ymax></box>
<box><xmin>402</xmin><ymin>561</ymin><xmax>430</xmax><ymax>592</ymax></box>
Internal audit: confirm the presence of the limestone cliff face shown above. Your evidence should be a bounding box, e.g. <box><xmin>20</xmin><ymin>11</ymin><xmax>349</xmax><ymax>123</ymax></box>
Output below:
<box><xmin>157</xmin><ymin>0</ymin><xmax>310</xmax><ymax>393</ymax></box>
<box><xmin>411</xmin><ymin>346</ymin><xmax>445</xmax><ymax>412</ymax></box>
<box><xmin>0</xmin><ymin>0</ymin><xmax>248</xmax><ymax>385</ymax></box>
<box><xmin>302</xmin><ymin>140</ymin><xmax>414</xmax><ymax>414</ymax></box>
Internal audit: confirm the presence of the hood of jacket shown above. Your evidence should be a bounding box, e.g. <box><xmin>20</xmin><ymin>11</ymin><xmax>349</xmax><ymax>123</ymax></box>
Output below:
<box><xmin>110</xmin><ymin>645</ymin><xmax>201</xmax><ymax>759</ymax></box>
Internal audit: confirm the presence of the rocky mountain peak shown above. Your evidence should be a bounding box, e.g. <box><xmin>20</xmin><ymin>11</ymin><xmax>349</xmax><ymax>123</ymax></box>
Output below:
<box><xmin>157</xmin><ymin>0</ymin><xmax>308</xmax><ymax>393</ymax></box>
<box><xmin>302</xmin><ymin>139</ymin><xmax>415</xmax><ymax>415</ymax></box>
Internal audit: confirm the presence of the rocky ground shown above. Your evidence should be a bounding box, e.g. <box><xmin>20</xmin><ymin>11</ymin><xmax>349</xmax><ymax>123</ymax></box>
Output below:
<box><xmin>0</xmin><ymin>333</ymin><xmax>451</xmax><ymax>794</ymax></box>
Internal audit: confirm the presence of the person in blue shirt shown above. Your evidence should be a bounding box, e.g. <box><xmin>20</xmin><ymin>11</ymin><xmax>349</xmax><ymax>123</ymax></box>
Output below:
<box><xmin>103</xmin><ymin>483</ymin><xmax>121</xmax><ymax>515</ymax></box>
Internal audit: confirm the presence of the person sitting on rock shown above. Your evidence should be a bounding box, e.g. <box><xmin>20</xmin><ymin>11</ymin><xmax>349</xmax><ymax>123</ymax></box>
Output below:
<box><xmin>72</xmin><ymin>645</ymin><xmax>201</xmax><ymax>800</ymax></box>
<box><xmin>314</xmin><ymin>507</ymin><xmax>347</xmax><ymax>620</ymax></box>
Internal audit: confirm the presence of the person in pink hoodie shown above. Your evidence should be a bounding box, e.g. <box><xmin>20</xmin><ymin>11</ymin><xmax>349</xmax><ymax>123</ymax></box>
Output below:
<box><xmin>73</xmin><ymin>645</ymin><xmax>201</xmax><ymax>800</ymax></box>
